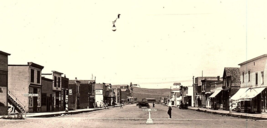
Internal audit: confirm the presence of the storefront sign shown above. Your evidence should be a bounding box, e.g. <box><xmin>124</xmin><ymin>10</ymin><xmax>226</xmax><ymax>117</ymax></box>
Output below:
<box><xmin>121</xmin><ymin>89</ymin><xmax>126</xmax><ymax>91</ymax></box>
<box><xmin>69</xmin><ymin>89</ymin><xmax>72</xmax><ymax>95</ymax></box>
<box><xmin>95</xmin><ymin>90</ymin><xmax>102</xmax><ymax>95</ymax></box>
<box><xmin>26</xmin><ymin>94</ymin><xmax>38</xmax><ymax>97</ymax></box>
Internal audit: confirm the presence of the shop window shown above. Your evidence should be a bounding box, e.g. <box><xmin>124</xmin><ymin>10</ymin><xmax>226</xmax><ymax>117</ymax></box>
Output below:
<box><xmin>256</xmin><ymin>73</ymin><xmax>258</xmax><ymax>85</ymax></box>
<box><xmin>0</xmin><ymin>74</ymin><xmax>7</xmax><ymax>86</ymax></box>
<box><xmin>262</xmin><ymin>71</ymin><xmax>264</xmax><ymax>85</ymax></box>
<box><xmin>31</xmin><ymin>69</ymin><xmax>34</xmax><ymax>83</ymax></box>
<box><xmin>37</xmin><ymin>71</ymin><xmax>40</xmax><ymax>84</ymax></box>
<box><xmin>41</xmin><ymin>93</ymin><xmax>47</xmax><ymax>105</ymax></box>
<box><xmin>242</xmin><ymin>72</ymin><xmax>244</xmax><ymax>83</ymax></box>
<box><xmin>38</xmin><ymin>88</ymin><xmax>41</xmax><ymax>107</ymax></box>
<box><xmin>248</xmin><ymin>71</ymin><xmax>250</xmax><ymax>82</ymax></box>
<box><xmin>58</xmin><ymin>77</ymin><xmax>61</xmax><ymax>87</ymax></box>
<box><xmin>54</xmin><ymin>76</ymin><xmax>57</xmax><ymax>87</ymax></box>
<box><xmin>29</xmin><ymin>97</ymin><xmax>33</xmax><ymax>107</ymax></box>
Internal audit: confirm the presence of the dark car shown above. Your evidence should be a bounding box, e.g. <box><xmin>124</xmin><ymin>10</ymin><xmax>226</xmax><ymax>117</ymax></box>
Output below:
<box><xmin>138</xmin><ymin>101</ymin><xmax>150</xmax><ymax>108</ymax></box>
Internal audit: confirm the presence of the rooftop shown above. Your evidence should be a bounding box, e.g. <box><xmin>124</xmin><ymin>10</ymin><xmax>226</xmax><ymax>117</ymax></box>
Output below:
<box><xmin>223</xmin><ymin>67</ymin><xmax>240</xmax><ymax>83</ymax></box>
<box><xmin>239</xmin><ymin>54</ymin><xmax>267</xmax><ymax>66</ymax></box>
<box><xmin>0</xmin><ymin>50</ymin><xmax>10</xmax><ymax>56</ymax></box>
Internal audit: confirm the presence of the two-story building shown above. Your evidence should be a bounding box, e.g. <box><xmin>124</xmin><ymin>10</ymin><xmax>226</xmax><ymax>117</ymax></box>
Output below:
<box><xmin>221</xmin><ymin>67</ymin><xmax>240</xmax><ymax>110</ymax></box>
<box><xmin>209</xmin><ymin>81</ymin><xmax>223</xmax><ymax>110</ymax></box>
<box><xmin>111</xmin><ymin>85</ymin><xmax>121</xmax><ymax>105</ymax></box>
<box><xmin>201</xmin><ymin>76</ymin><xmax>221</xmax><ymax>108</ymax></box>
<box><xmin>0</xmin><ymin>51</ymin><xmax>10</xmax><ymax>115</ymax></box>
<box><xmin>61</xmin><ymin>75</ymin><xmax>69</xmax><ymax>111</ymax></box>
<box><xmin>103</xmin><ymin>83</ymin><xmax>116</xmax><ymax>106</ymax></box>
<box><xmin>8</xmin><ymin>62</ymin><xmax>44</xmax><ymax>113</ymax></box>
<box><xmin>120</xmin><ymin>85</ymin><xmax>131</xmax><ymax>103</ymax></box>
<box><xmin>94</xmin><ymin>83</ymin><xmax>105</xmax><ymax>107</ymax></box>
<box><xmin>231</xmin><ymin>54</ymin><xmax>267</xmax><ymax>113</ymax></box>
<box><xmin>78</xmin><ymin>80</ymin><xmax>95</xmax><ymax>109</ymax></box>
<box><xmin>42</xmin><ymin>71</ymin><xmax>64</xmax><ymax>111</ymax></box>
<box><xmin>41</xmin><ymin>77</ymin><xmax>53</xmax><ymax>112</ymax></box>
<box><xmin>193</xmin><ymin>77</ymin><xmax>219</xmax><ymax>107</ymax></box>
<box><xmin>169</xmin><ymin>83</ymin><xmax>181</xmax><ymax>107</ymax></box>
<box><xmin>68</xmin><ymin>78</ymin><xmax>81</xmax><ymax>110</ymax></box>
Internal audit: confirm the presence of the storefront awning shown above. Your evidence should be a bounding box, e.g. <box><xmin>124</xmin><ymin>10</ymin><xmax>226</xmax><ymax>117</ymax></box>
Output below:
<box><xmin>239</xmin><ymin>87</ymin><xmax>265</xmax><ymax>101</ymax></box>
<box><xmin>230</xmin><ymin>87</ymin><xmax>249</xmax><ymax>101</ymax></box>
<box><xmin>209</xmin><ymin>89</ymin><xmax>222</xmax><ymax>98</ymax></box>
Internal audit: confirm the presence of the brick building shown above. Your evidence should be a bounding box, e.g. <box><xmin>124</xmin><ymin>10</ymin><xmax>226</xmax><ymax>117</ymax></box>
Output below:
<box><xmin>42</xmin><ymin>71</ymin><xmax>64</xmax><ymax>111</ymax></box>
<box><xmin>78</xmin><ymin>80</ymin><xmax>95</xmax><ymax>109</ymax></box>
<box><xmin>61</xmin><ymin>75</ymin><xmax>69</xmax><ymax>111</ymax></box>
<box><xmin>68</xmin><ymin>78</ymin><xmax>80</xmax><ymax>110</ymax></box>
<box><xmin>8</xmin><ymin>62</ymin><xmax>44</xmax><ymax>113</ymax></box>
<box><xmin>41</xmin><ymin>77</ymin><xmax>53</xmax><ymax>112</ymax></box>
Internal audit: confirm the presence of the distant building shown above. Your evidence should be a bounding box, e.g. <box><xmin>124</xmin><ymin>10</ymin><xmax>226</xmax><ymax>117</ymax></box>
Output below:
<box><xmin>41</xmin><ymin>77</ymin><xmax>53</xmax><ymax>112</ymax></box>
<box><xmin>221</xmin><ymin>67</ymin><xmax>240</xmax><ymax>110</ymax></box>
<box><xmin>79</xmin><ymin>80</ymin><xmax>95</xmax><ymax>109</ymax></box>
<box><xmin>0</xmin><ymin>51</ymin><xmax>10</xmax><ymax>115</ymax></box>
<box><xmin>120</xmin><ymin>85</ymin><xmax>131</xmax><ymax>103</ymax></box>
<box><xmin>112</xmin><ymin>85</ymin><xmax>121</xmax><ymax>104</ymax></box>
<box><xmin>193</xmin><ymin>77</ymin><xmax>219</xmax><ymax>108</ymax></box>
<box><xmin>169</xmin><ymin>83</ymin><xmax>181</xmax><ymax>107</ymax></box>
<box><xmin>8</xmin><ymin>62</ymin><xmax>44</xmax><ymax>113</ymax></box>
<box><xmin>61</xmin><ymin>75</ymin><xmax>69</xmax><ymax>111</ymax></box>
<box><xmin>209</xmin><ymin>81</ymin><xmax>223</xmax><ymax>110</ymax></box>
<box><xmin>201</xmin><ymin>76</ymin><xmax>222</xmax><ymax>108</ymax></box>
<box><xmin>94</xmin><ymin>83</ymin><xmax>104</xmax><ymax>107</ymax></box>
<box><xmin>42</xmin><ymin>71</ymin><xmax>64</xmax><ymax>111</ymax></box>
<box><xmin>68</xmin><ymin>78</ymin><xmax>81</xmax><ymax>110</ymax></box>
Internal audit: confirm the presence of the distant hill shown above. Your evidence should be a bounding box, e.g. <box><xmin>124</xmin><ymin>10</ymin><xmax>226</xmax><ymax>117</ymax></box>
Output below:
<box><xmin>131</xmin><ymin>87</ymin><xmax>170</xmax><ymax>102</ymax></box>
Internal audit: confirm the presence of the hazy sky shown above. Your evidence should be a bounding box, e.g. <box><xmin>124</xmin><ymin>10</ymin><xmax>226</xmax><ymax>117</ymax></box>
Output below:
<box><xmin>1</xmin><ymin>0</ymin><xmax>267</xmax><ymax>88</ymax></box>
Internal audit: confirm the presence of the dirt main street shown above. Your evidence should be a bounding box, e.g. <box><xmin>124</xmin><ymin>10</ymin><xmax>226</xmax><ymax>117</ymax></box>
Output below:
<box><xmin>1</xmin><ymin>104</ymin><xmax>267</xmax><ymax>128</ymax></box>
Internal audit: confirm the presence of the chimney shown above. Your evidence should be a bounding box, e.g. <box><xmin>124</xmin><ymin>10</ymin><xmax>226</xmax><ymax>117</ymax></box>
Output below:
<box><xmin>217</xmin><ymin>76</ymin><xmax>220</xmax><ymax>81</ymax></box>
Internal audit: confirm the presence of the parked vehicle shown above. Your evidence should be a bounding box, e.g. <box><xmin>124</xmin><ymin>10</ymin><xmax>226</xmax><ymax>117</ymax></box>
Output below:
<box><xmin>137</xmin><ymin>101</ymin><xmax>150</xmax><ymax>108</ymax></box>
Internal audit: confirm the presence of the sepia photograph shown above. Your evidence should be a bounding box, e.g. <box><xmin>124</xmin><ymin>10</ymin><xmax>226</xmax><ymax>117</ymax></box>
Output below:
<box><xmin>1</xmin><ymin>0</ymin><xmax>267</xmax><ymax>128</ymax></box>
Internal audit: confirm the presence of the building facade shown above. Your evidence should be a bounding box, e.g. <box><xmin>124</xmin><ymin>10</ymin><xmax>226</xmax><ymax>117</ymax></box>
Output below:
<box><xmin>8</xmin><ymin>62</ymin><xmax>44</xmax><ymax>113</ymax></box>
<box><xmin>236</xmin><ymin>54</ymin><xmax>267</xmax><ymax>113</ymax></box>
<box><xmin>221</xmin><ymin>67</ymin><xmax>240</xmax><ymax>110</ymax></box>
<box><xmin>209</xmin><ymin>81</ymin><xmax>223</xmax><ymax>110</ymax></box>
<box><xmin>201</xmin><ymin>77</ymin><xmax>221</xmax><ymax>108</ymax></box>
<box><xmin>68</xmin><ymin>78</ymin><xmax>80</xmax><ymax>110</ymax></box>
<box><xmin>120</xmin><ymin>85</ymin><xmax>131</xmax><ymax>103</ymax></box>
<box><xmin>41</xmin><ymin>77</ymin><xmax>53</xmax><ymax>112</ymax></box>
<box><xmin>61</xmin><ymin>75</ymin><xmax>69</xmax><ymax>111</ymax></box>
<box><xmin>0</xmin><ymin>51</ymin><xmax>10</xmax><ymax>115</ymax></box>
<box><xmin>94</xmin><ymin>83</ymin><xmax>104</xmax><ymax>107</ymax></box>
<box><xmin>193</xmin><ymin>77</ymin><xmax>218</xmax><ymax>107</ymax></box>
<box><xmin>169</xmin><ymin>83</ymin><xmax>181</xmax><ymax>107</ymax></box>
<box><xmin>112</xmin><ymin>85</ymin><xmax>121</xmax><ymax>104</ymax></box>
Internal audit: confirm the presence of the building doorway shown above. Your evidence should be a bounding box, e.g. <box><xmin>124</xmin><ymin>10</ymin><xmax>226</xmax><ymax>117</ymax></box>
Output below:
<box><xmin>33</xmin><ymin>88</ymin><xmax>38</xmax><ymax>112</ymax></box>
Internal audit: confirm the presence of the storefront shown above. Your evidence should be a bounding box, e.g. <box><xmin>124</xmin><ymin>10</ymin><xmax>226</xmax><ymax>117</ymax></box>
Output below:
<box><xmin>238</xmin><ymin>87</ymin><xmax>266</xmax><ymax>113</ymax></box>
<box><xmin>209</xmin><ymin>89</ymin><xmax>222</xmax><ymax>110</ymax></box>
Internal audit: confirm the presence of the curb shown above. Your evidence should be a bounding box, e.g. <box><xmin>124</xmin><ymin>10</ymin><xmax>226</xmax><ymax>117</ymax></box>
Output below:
<box><xmin>0</xmin><ymin>108</ymin><xmax>105</xmax><ymax>119</ymax></box>
<box><xmin>188</xmin><ymin>108</ymin><xmax>267</xmax><ymax>120</ymax></box>
<box><xmin>26</xmin><ymin>108</ymin><xmax>104</xmax><ymax>118</ymax></box>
